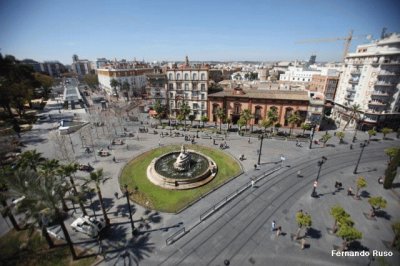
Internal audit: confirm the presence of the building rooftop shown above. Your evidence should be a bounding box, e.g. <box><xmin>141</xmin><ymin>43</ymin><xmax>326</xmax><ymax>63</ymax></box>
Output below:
<box><xmin>208</xmin><ymin>88</ymin><xmax>309</xmax><ymax>101</ymax></box>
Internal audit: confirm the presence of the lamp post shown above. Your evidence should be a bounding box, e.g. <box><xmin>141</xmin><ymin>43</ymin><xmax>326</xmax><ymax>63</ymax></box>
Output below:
<box><xmin>124</xmin><ymin>184</ymin><xmax>137</xmax><ymax>236</ymax></box>
<box><xmin>309</xmin><ymin>124</ymin><xmax>316</xmax><ymax>149</ymax></box>
<box><xmin>353</xmin><ymin>140</ymin><xmax>367</xmax><ymax>174</ymax></box>
<box><xmin>311</xmin><ymin>156</ymin><xmax>327</xmax><ymax>198</ymax></box>
<box><xmin>257</xmin><ymin>134</ymin><xmax>264</xmax><ymax>165</ymax></box>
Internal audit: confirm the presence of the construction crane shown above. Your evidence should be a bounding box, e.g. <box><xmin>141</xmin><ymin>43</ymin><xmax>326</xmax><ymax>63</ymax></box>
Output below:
<box><xmin>296</xmin><ymin>30</ymin><xmax>371</xmax><ymax>61</ymax></box>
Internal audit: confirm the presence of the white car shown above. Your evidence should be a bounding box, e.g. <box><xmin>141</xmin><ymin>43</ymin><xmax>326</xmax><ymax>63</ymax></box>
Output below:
<box><xmin>70</xmin><ymin>216</ymin><xmax>105</xmax><ymax>238</ymax></box>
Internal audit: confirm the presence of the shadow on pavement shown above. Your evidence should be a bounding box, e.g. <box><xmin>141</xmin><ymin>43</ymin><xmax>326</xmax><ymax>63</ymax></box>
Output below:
<box><xmin>306</xmin><ymin>227</ymin><xmax>322</xmax><ymax>239</ymax></box>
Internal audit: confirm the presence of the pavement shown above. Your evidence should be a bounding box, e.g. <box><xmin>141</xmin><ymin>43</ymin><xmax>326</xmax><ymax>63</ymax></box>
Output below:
<box><xmin>2</xmin><ymin>93</ymin><xmax>400</xmax><ymax>266</ymax></box>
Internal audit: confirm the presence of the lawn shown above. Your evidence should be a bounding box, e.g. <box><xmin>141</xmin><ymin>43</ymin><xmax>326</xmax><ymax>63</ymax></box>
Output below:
<box><xmin>0</xmin><ymin>229</ymin><xmax>97</xmax><ymax>266</ymax></box>
<box><xmin>119</xmin><ymin>144</ymin><xmax>242</xmax><ymax>213</ymax></box>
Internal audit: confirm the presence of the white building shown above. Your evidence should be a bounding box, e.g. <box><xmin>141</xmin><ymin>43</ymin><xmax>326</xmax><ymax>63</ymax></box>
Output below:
<box><xmin>332</xmin><ymin>32</ymin><xmax>400</xmax><ymax>130</ymax></box>
<box><xmin>279</xmin><ymin>66</ymin><xmax>321</xmax><ymax>83</ymax></box>
<box><xmin>166</xmin><ymin>56</ymin><xmax>209</xmax><ymax>120</ymax></box>
<box><xmin>97</xmin><ymin>60</ymin><xmax>153</xmax><ymax>96</ymax></box>
<box><xmin>71</xmin><ymin>54</ymin><xmax>92</xmax><ymax>76</ymax></box>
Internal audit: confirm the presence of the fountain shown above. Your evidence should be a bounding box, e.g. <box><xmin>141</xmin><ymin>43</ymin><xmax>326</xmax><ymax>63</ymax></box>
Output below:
<box><xmin>147</xmin><ymin>145</ymin><xmax>218</xmax><ymax>190</ymax></box>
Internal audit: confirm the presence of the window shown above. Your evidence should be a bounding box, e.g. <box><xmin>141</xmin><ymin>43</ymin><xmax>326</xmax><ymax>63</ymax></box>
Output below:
<box><xmin>193</xmin><ymin>103</ymin><xmax>199</xmax><ymax>110</ymax></box>
<box><xmin>170</xmin><ymin>92</ymin><xmax>173</xmax><ymax>98</ymax></box>
<box><xmin>184</xmin><ymin>83</ymin><xmax>189</xmax><ymax>90</ymax></box>
<box><xmin>184</xmin><ymin>73</ymin><xmax>189</xmax><ymax>80</ymax></box>
<box><xmin>169</xmin><ymin>84</ymin><xmax>174</xmax><ymax>90</ymax></box>
<box><xmin>201</xmin><ymin>94</ymin><xmax>205</xmax><ymax>100</ymax></box>
<box><xmin>201</xmin><ymin>102</ymin><xmax>205</xmax><ymax>109</ymax></box>
<box><xmin>177</xmin><ymin>73</ymin><xmax>181</xmax><ymax>80</ymax></box>
<box><xmin>185</xmin><ymin>93</ymin><xmax>189</xmax><ymax>99</ymax></box>
<box><xmin>201</xmin><ymin>73</ymin><xmax>205</xmax><ymax>80</ymax></box>
<box><xmin>201</xmin><ymin>84</ymin><xmax>206</xmax><ymax>91</ymax></box>
<box><xmin>193</xmin><ymin>73</ymin><xmax>197</xmax><ymax>80</ymax></box>
<box><xmin>234</xmin><ymin>103</ymin><xmax>241</xmax><ymax>114</ymax></box>
<box><xmin>168</xmin><ymin>73</ymin><xmax>173</xmax><ymax>80</ymax></box>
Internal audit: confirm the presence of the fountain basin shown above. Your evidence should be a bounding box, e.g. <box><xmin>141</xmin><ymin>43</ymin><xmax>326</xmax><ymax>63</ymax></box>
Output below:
<box><xmin>147</xmin><ymin>149</ymin><xmax>217</xmax><ymax>190</ymax></box>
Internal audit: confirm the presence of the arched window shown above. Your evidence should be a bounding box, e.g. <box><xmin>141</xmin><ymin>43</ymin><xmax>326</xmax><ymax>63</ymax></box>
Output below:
<box><xmin>254</xmin><ymin>106</ymin><xmax>262</xmax><ymax>124</ymax></box>
<box><xmin>168</xmin><ymin>73</ymin><xmax>173</xmax><ymax>80</ymax></box>
<box><xmin>184</xmin><ymin>73</ymin><xmax>189</xmax><ymax>80</ymax></box>
<box><xmin>201</xmin><ymin>73</ymin><xmax>205</xmax><ymax>80</ymax></box>
<box><xmin>177</xmin><ymin>73</ymin><xmax>181</xmax><ymax>80</ymax></box>
<box><xmin>234</xmin><ymin>103</ymin><xmax>241</xmax><ymax>114</ymax></box>
<box><xmin>193</xmin><ymin>73</ymin><xmax>197</xmax><ymax>80</ymax></box>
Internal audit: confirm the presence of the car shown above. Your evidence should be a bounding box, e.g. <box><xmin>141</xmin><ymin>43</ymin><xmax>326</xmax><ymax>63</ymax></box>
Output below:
<box><xmin>71</xmin><ymin>216</ymin><xmax>105</xmax><ymax>238</ymax></box>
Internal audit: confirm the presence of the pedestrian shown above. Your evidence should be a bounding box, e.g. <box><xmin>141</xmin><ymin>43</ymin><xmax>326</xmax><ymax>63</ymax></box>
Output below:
<box><xmin>297</xmin><ymin>170</ymin><xmax>301</xmax><ymax>177</ymax></box>
<box><xmin>254</xmin><ymin>164</ymin><xmax>258</xmax><ymax>170</ymax></box>
<box><xmin>251</xmin><ymin>179</ymin><xmax>255</xmax><ymax>188</ymax></box>
<box><xmin>347</xmin><ymin>187</ymin><xmax>353</xmax><ymax>196</ymax></box>
<box><xmin>271</xmin><ymin>220</ymin><xmax>276</xmax><ymax>231</ymax></box>
<box><xmin>276</xmin><ymin>226</ymin><xmax>282</xmax><ymax>236</ymax></box>
<box><xmin>350</xmin><ymin>144</ymin><xmax>353</xmax><ymax>150</ymax></box>
<box><xmin>248</xmin><ymin>138</ymin><xmax>251</xmax><ymax>144</ymax></box>
<box><xmin>113</xmin><ymin>156</ymin><xmax>116</xmax><ymax>163</ymax></box>
<box><xmin>114</xmin><ymin>192</ymin><xmax>118</xmax><ymax>199</ymax></box>
<box><xmin>301</xmin><ymin>238</ymin><xmax>306</xmax><ymax>250</ymax></box>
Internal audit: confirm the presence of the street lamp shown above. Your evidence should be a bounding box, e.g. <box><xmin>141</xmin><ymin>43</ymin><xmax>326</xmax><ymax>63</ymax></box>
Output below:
<box><xmin>257</xmin><ymin>134</ymin><xmax>264</xmax><ymax>165</ymax></box>
<box><xmin>353</xmin><ymin>140</ymin><xmax>367</xmax><ymax>174</ymax></box>
<box><xmin>124</xmin><ymin>184</ymin><xmax>137</xmax><ymax>236</ymax></box>
<box><xmin>311</xmin><ymin>156</ymin><xmax>327</xmax><ymax>198</ymax></box>
<box><xmin>309</xmin><ymin>124</ymin><xmax>316</xmax><ymax>149</ymax></box>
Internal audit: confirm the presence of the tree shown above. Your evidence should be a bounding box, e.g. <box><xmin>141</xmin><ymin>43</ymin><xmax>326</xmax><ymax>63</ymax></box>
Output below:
<box><xmin>176</xmin><ymin>113</ymin><xmax>185</xmax><ymax>126</ymax></box>
<box><xmin>88</xmin><ymin>169</ymin><xmax>110</xmax><ymax>226</ymax></box>
<box><xmin>295</xmin><ymin>211</ymin><xmax>312</xmax><ymax>240</ymax></box>
<box><xmin>216</xmin><ymin>108</ymin><xmax>226</xmax><ymax>132</ymax></box>
<box><xmin>180</xmin><ymin>102</ymin><xmax>191</xmax><ymax>128</ymax></box>
<box><xmin>321</xmin><ymin>133</ymin><xmax>332</xmax><ymax>147</ymax></box>
<box><xmin>381</xmin><ymin>127</ymin><xmax>393</xmax><ymax>139</ymax></box>
<box><xmin>336</xmin><ymin>225</ymin><xmax>362</xmax><ymax>251</ymax></box>
<box><xmin>355</xmin><ymin>176</ymin><xmax>367</xmax><ymax>199</ymax></box>
<box><xmin>260</xmin><ymin>118</ymin><xmax>272</xmax><ymax>132</ymax></box>
<box><xmin>300</xmin><ymin>123</ymin><xmax>311</xmax><ymax>136</ymax></box>
<box><xmin>200</xmin><ymin>115</ymin><xmax>208</xmax><ymax>128</ymax></box>
<box><xmin>237</xmin><ymin>117</ymin><xmax>246</xmax><ymax>133</ymax></box>
<box><xmin>34</xmin><ymin>73</ymin><xmax>53</xmax><ymax>99</ymax></box>
<box><xmin>17</xmin><ymin>150</ymin><xmax>45</xmax><ymax>172</ymax></box>
<box><xmin>384</xmin><ymin>147</ymin><xmax>399</xmax><ymax>162</ymax></box>
<box><xmin>188</xmin><ymin>114</ymin><xmax>196</xmax><ymax>127</ymax></box>
<box><xmin>384</xmin><ymin>148</ymin><xmax>400</xmax><ymax>189</ymax></box>
<box><xmin>110</xmin><ymin>79</ymin><xmax>119</xmax><ymax>99</ymax></box>
<box><xmin>240</xmin><ymin>109</ymin><xmax>253</xmax><ymax>132</ymax></box>
<box><xmin>153</xmin><ymin>100</ymin><xmax>165</xmax><ymax>125</ymax></box>
<box><xmin>336</xmin><ymin>131</ymin><xmax>345</xmax><ymax>144</ymax></box>
<box><xmin>121</xmin><ymin>81</ymin><xmax>130</xmax><ymax>101</ymax></box>
<box><xmin>287</xmin><ymin>112</ymin><xmax>301</xmax><ymax>136</ymax></box>
<box><xmin>367</xmin><ymin>129</ymin><xmax>377</xmax><ymax>143</ymax></box>
<box><xmin>267</xmin><ymin>107</ymin><xmax>279</xmax><ymax>131</ymax></box>
<box><xmin>330</xmin><ymin>205</ymin><xmax>352</xmax><ymax>234</ymax></box>
<box><xmin>367</xmin><ymin>196</ymin><xmax>387</xmax><ymax>218</ymax></box>
<box><xmin>83</xmin><ymin>73</ymin><xmax>99</xmax><ymax>89</ymax></box>
<box><xmin>343</xmin><ymin>104</ymin><xmax>361</xmax><ymax>130</ymax></box>
<box><xmin>391</xmin><ymin>222</ymin><xmax>400</xmax><ymax>251</ymax></box>
<box><xmin>275</xmin><ymin>123</ymin><xmax>282</xmax><ymax>133</ymax></box>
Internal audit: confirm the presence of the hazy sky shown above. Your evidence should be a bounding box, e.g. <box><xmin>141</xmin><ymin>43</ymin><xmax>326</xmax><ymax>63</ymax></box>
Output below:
<box><xmin>1</xmin><ymin>0</ymin><xmax>399</xmax><ymax>64</ymax></box>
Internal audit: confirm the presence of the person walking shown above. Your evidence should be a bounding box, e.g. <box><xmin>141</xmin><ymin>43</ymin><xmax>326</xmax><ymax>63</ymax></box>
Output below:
<box><xmin>297</xmin><ymin>170</ymin><xmax>301</xmax><ymax>177</ymax></box>
<box><xmin>271</xmin><ymin>220</ymin><xmax>276</xmax><ymax>231</ymax></box>
<box><xmin>114</xmin><ymin>192</ymin><xmax>119</xmax><ymax>199</ymax></box>
<box><xmin>276</xmin><ymin>226</ymin><xmax>282</xmax><ymax>236</ymax></box>
<box><xmin>251</xmin><ymin>179</ymin><xmax>255</xmax><ymax>188</ymax></box>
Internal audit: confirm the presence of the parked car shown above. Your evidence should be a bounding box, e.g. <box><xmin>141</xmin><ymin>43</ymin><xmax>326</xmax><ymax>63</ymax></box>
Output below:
<box><xmin>71</xmin><ymin>216</ymin><xmax>105</xmax><ymax>238</ymax></box>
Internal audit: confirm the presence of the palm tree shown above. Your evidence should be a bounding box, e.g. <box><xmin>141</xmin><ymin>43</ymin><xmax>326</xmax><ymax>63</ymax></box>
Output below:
<box><xmin>216</xmin><ymin>108</ymin><xmax>226</xmax><ymax>133</ymax></box>
<box><xmin>121</xmin><ymin>81</ymin><xmax>130</xmax><ymax>101</ymax></box>
<box><xmin>300</xmin><ymin>123</ymin><xmax>311</xmax><ymax>136</ymax></box>
<box><xmin>110</xmin><ymin>79</ymin><xmax>120</xmax><ymax>99</ymax></box>
<box><xmin>267</xmin><ymin>107</ymin><xmax>279</xmax><ymax>132</ymax></box>
<box><xmin>200</xmin><ymin>115</ymin><xmax>209</xmax><ymax>128</ymax></box>
<box><xmin>336</xmin><ymin>131</ymin><xmax>345</xmax><ymax>144</ymax></box>
<box><xmin>0</xmin><ymin>190</ymin><xmax>21</xmax><ymax>231</ymax></box>
<box><xmin>88</xmin><ymin>169</ymin><xmax>110</xmax><ymax>226</ymax></box>
<box><xmin>17</xmin><ymin>150</ymin><xmax>45</xmax><ymax>171</ymax></box>
<box><xmin>237</xmin><ymin>117</ymin><xmax>246</xmax><ymax>134</ymax></box>
<box><xmin>180</xmin><ymin>102</ymin><xmax>191</xmax><ymax>129</ymax></box>
<box><xmin>287</xmin><ymin>112</ymin><xmax>301</xmax><ymax>136</ymax></box>
<box><xmin>367</xmin><ymin>129</ymin><xmax>377</xmax><ymax>143</ymax></box>
<box><xmin>240</xmin><ymin>109</ymin><xmax>253</xmax><ymax>132</ymax></box>
<box><xmin>343</xmin><ymin>104</ymin><xmax>361</xmax><ymax>130</ymax></box>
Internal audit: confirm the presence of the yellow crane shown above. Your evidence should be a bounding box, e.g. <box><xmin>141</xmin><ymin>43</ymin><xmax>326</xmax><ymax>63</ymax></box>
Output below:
<box><xmin>297</xmin><ymin>30</ymin><xmax>371</xmax><ymax>61</ymax></box>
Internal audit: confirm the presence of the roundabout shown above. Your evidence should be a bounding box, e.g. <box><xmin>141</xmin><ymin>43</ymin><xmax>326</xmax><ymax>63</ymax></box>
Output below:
<box><xmin>119</xmin><ymin>144</ymin><xmax>242</xmax><ymax>213</ymax></box>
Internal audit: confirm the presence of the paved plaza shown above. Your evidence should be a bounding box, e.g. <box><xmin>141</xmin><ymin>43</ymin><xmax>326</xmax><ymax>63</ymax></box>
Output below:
<box><xmin>1</xmin><ymin>97</ymin><xmax>399</xmax><ymax>266</ymax></box>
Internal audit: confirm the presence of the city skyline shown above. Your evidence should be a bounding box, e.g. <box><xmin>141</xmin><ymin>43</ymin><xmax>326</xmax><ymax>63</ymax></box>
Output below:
<box><xmin>1</xmin><ymin>0</ymin><xmax>399</xmax><ymax>65</ymax></box>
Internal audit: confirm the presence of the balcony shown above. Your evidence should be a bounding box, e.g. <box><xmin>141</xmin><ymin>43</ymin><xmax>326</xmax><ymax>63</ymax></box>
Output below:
<box><xmin>371</xmin><ymin>91</ymin><xmax>390</xmax><ymax>97</ymax></box>
<box><xmin>368</xmin><ymin>101</ymin><xmax>386</xmax><ymax>106</ymax></box>
<box><xmin>375</xmin><ymin>81</ymin><xmax>396</xmax><ymax>87</ymax></box>
<box><xmin>348</xmin><ymin>78</ymin><xmax>359</xmax><ymax>84</ymax></box>
<box><xmin>176</xmin><ymin>90</ymin><xmax>184</xmax><ymax>94</ymax></box>
<box><xmin>378</xmin><ymin>71</ymin><xmax>397</xmax><ymax>76</ymax></box>
<box><xmin>381</xmin><ymin>60</ymin><xmax>400</xmax><ymax>65</ymax></box>
<box><xmin>350</xmin><ymin>69</ymin><xmax>361</xmax><ymax>75</ymax></box>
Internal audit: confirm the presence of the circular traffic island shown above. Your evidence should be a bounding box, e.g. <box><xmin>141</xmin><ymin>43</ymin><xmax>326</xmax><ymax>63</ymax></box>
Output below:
<box><xmin>119</xmin><ymin>144</ymin><xmax>242</xmax><ymax>213</ymax></box>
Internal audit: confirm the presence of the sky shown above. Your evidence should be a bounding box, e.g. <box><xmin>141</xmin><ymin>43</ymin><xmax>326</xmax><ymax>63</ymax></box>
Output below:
<box><xmin>0</xmin><ymin>0</ymin><xmax>399</xmax><ymax>65</ymax></box>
